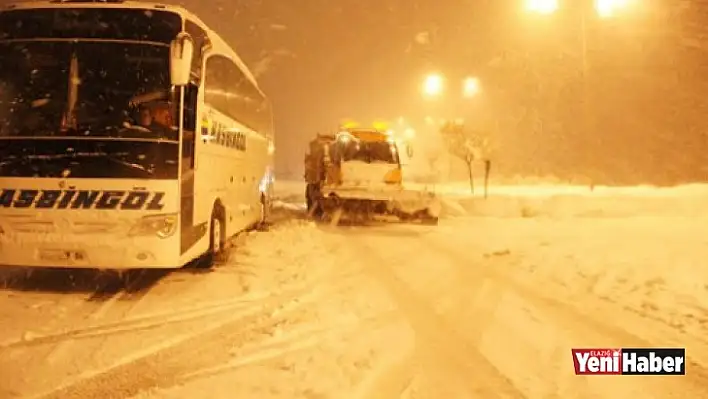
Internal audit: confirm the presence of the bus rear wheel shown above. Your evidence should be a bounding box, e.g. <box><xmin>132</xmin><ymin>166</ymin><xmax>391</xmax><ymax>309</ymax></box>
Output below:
<box><xmin>201</xmin><ymin>207</ymin><xmax>227</xmax><ymax>268</ymax></box>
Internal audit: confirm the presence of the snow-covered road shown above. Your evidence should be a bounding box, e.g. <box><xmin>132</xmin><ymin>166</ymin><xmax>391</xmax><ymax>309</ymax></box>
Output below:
<box><xmin>1</xmin><ymin>181</ymin><xmax>707</xmax><ymax>398</ymax></box>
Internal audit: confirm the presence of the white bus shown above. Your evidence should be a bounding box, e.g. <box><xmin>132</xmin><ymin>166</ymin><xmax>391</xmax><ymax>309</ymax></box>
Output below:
<box><xmin>0</xmin><ymin>1</ymin><xmax>275</xmax><ymax>269</ymax></box>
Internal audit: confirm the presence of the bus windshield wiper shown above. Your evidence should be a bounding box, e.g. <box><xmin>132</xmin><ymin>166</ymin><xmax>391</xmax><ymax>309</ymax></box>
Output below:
<box><xmin>104</xmin><ymin>155</ymin><xmax>154</xmax><ymax>176</ymax></box>
<box><xmin>60</xmin><ymin>51</ymin><xmax>80</xmax><ymax>132</ymax></box>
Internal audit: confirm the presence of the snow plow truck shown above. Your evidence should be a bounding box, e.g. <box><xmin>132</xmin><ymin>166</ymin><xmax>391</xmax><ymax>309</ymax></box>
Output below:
<box><xmin>304</xmin><ymin>128</ymin><xmax>440</xmax><ymax>225</ymax></box>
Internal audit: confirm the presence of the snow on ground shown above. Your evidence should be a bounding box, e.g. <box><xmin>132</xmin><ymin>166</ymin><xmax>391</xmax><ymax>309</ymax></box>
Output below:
<box><xmin>0</xmin><ymin>180</ymin><xmax>706</xmax><ymax>398</ymax></box>
<box><xmin>419</xmin><ymin>180</ymin><xmax>708</xmax><ymax>337</ymax></box>
<box><xmin>275</xmin><ymin>179</ymin><xmax>708</xmax><ymax>386</ymax></box>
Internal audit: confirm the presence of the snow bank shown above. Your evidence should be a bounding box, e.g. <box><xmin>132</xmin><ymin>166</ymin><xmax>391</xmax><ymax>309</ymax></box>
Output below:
<box><xmin>423</xmin><ymin>180</ymin><xmax>708</xmax><ymax>198</ymax></box>
<box><xmin>488</xmin><ymin>216</ymin><xmax>708</xmax><ymax>339</ymax></box>
<box><xmin>432</xmin><ymin>182</ymin><xmax>708</xmax><ymax>341</ymax></box>
<box><xmin>275</xmin><ymin>179</ymin><xmax>708</xmax><ymax>221</ymax></box>
<box><xmin>276</xmin><ymin>180</ymin><xmax>708</xmax><ymax>219</ymax></box>
<box><xmin>436</xmin><ymin>183</ymin><xmax>708</xmax><ymax>219</ymax></box>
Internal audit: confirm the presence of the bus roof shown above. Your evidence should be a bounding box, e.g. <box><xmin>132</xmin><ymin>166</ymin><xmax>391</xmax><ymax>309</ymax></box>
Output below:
<box><xmin>2</xmin><ymin>1</ymin><xmax>263</xmax><ymax>95</ymax></box>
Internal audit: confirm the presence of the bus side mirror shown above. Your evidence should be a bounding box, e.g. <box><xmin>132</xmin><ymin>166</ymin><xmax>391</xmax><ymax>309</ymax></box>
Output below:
<box><xmin>170</xmin><ymin>33</ymin><xmax>194</xmax><ymax>86</ymax></box>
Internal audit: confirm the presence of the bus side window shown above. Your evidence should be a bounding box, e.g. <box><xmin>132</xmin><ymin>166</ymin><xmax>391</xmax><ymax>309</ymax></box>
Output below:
<box><xmin>249</xmin><ymin>88</ymin><xmax>270</xmax><ymax>136</ymax></box>
<box><xmin>204</xmin><ymin>55</ymin><xmax>272</xmax><ymax>137</ymax></box>
<box><xmin>204</xmin><ymin>55</ymin><xmax>232</xmax><ymax>120</ymax></box>
<box><xmin>234</xmin><ymin>71</ymin><xmax>268</xmax><ymax>135</ymax></box>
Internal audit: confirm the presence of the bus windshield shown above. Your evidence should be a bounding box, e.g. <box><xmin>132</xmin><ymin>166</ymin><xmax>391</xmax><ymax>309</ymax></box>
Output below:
<box><xmin>0</xmin><ymin>41</ymin><xmax>176</xmax><ymax>140</ymax></box>
<box><xmin>0</xmin><ymin>8</ymin><xmax>183</xmax><ymax>179</ymax></box>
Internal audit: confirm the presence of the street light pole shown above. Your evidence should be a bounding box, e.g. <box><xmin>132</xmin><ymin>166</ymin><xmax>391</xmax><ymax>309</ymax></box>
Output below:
<box><xmin>580</xmin><ymin>10</ymin><xmax>588</xmax><ymax>76</ymax></box>
<box><xmin>525</xmin><ymin>0</ymin><xmax>633</xmax><ymax>171</ymax></box>
<box><xmin>580</xmin><ymin>9</ymin><xmax>590</xmax><ymax>171</ymax></box>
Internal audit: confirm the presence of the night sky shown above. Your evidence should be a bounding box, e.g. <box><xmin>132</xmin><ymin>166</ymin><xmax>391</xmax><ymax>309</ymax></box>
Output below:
<box><xmin>1</xmin><ymin>0</ymin><xmax>705</xmax><ymax>185</ymax></box>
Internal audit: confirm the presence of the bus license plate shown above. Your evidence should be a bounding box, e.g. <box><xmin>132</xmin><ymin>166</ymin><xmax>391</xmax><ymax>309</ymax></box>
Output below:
<box><xmin>39</xmin><ymin>249</ymin><xmax>85</xmax><ymax>262</ymax></box>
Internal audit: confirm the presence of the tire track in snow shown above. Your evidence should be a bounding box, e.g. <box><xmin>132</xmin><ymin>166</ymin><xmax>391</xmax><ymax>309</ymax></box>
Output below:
<box><xmin>0</xmin><ymin>280</ymin><xmax>329</xmax><ymax>351</ymax></box>
<box><xmin>179</xmin><ymin>310</ymin><xmax>401</xmax><ymax>387</ymax></box>
<box><xmin>6</xmin><ymin>220</ymin><xmax>319</xmax><ymax>397</ymax></box>
<box><xmin>4</xmin><ymin>260</ymin><xmax>363</xmax><ymax>350</ymax></box>
<box><xmin>0</xmin><ymin>270</ymin><xmax>156</xmax><ymax>383</ymax></box>
<box><xmin>420</xmin><ymin>231</ymin><xmax>708</xmax><ymax>398</ymax></box>
<box><xmin>32</xmin><ymin>298</ymin><xmax>311</xmax><ymax>399</ymax></box>
<box><xmin>354</xmin><ymin>222</ymin><xmax>707</xmax><ymax>397</ymax></box>
<box><xmin>43</xmin><ymin>270</ymin><xmax>163</xmax><ymax>366</ymax></box>
<box><xmin>31</xmin><ymin>274</ymin><xmax>360</xmax><ymax>399</ymax></box>
<box><xmin>346</xmin><ymin>343</ymin><xmax>417</xmax><ymax>399</ymax></box>
<box><xmin>349</xmin><ymin>226</ymin><xmax>585</xmax><ymax>398</ymax></box>
<box><xmin>333</xmin><ymin>229</ymin><xmax>525</xmax><ymax>399</ymax></box>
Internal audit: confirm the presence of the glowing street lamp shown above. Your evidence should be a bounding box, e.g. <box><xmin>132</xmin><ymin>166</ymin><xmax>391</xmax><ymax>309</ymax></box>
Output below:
<box><xmin>526</xmin><ymin>0</ymin><xmax>633</xmax><ymax>17</ymax></box>
<box><xmin>595</xmin><ymin>0</ymin><xmax>631</xmax><ymax>18</ymax></box>
<box><xmin>422</xmin><ymin>73</ymin><xmax>444</xmax><ymax>97</ymax></box>
<box><xmin>525</xmin><ymin>0</ymin><xmax>558</xmax><ymax>14</ymax></box>
<box><xmin>463</xmin><ymin>77</ymin><xmax>480</xmax><ymax>98</ymax></box>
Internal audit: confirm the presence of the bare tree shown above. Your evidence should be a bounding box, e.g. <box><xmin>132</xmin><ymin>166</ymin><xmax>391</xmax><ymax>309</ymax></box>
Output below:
<box><xmin>424</xmin><ymin>147</ymin><xmax>444</xmax><ymax>183</ymax></box>
<box><xmin>440</xmin><ymin>121</ymin><xmax>489</xmax><ymax>194</ymax></box>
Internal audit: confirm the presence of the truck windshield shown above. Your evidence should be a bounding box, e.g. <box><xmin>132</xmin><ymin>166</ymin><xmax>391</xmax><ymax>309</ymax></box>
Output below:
<box><xmin>337</xmin><ymin>140</ymin><xmax>400</xmax><ymax>164</ymax></box>
<box><xmin>0</xmin><ymin>8</ymin><xmax>183</xmax><ymax>179</ymax></box>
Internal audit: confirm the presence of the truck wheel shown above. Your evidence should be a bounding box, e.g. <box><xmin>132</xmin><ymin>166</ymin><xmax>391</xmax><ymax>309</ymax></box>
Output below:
<box><xmin>305</xmin><ymin>185</ymin><xmax>313</xmax><ymax>211</ymax></box>
<box><xmin>311</xmin><ymin>199</ymin><xmax>324</xmax><ymax>220</ymax></box>
<box><xmin>306</xmin><ymin>184</ymin><xmax>324</xmax><ymax>219</ymax></box>
<box><xmin>421</xmin><ymin>216</ymin><xmax>439</xmax><ymax>225</ymax></box>
<box><xmin>419</xmin><ymin>209</ymin><xmax>439</xmax><ymax>225</ymax></box>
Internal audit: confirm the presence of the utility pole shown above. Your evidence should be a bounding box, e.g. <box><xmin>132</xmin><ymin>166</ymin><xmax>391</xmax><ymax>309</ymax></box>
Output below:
<box><xmin>579</xmin><ymin>9</ymin><xmax>591</xmax><ymax>173</ymax></box>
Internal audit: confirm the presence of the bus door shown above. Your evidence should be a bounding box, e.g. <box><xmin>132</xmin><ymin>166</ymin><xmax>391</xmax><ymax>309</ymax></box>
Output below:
<box><xmin>179</xmin><ymin>22</ymin><xmax>209</xmax><ymax>255</ymax></box>
<box><xmin>179</xmin><ymin>82</ymin><xmax>200</xmax><ymax>254</ymax></box>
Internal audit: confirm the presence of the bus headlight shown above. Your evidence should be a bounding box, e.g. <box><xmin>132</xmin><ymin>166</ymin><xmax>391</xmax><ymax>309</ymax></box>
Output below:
<box><xmin>129</xmin><ymin>213</ymin><xmax>178</xmax><ymax>238</ymax></box>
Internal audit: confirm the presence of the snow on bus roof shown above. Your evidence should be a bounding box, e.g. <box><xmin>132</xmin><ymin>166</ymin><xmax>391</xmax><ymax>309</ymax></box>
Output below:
<box><xmin>2</xmin><ymin>1</ymin><xmax>263</xmax><ymax>94</ymax></box>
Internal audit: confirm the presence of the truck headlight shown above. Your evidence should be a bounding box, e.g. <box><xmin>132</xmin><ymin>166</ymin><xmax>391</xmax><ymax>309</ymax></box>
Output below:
<box><xmin>129</xmin><ymin>213</ymin><xmax>178</xmax><ymax>238</ymax></box>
